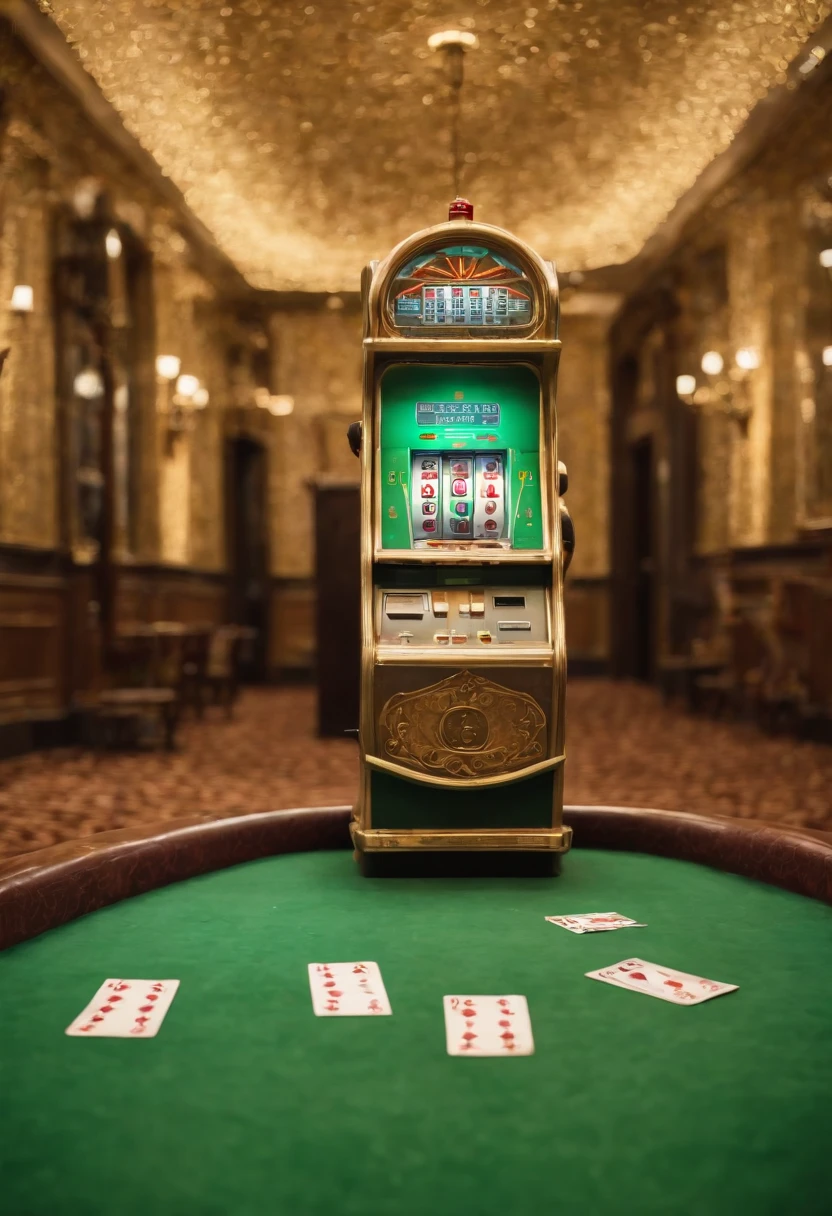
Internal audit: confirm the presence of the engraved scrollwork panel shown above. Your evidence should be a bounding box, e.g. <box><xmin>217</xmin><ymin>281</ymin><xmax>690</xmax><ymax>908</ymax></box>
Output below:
<box><xmin>377</xmin><ymin>669</ymin><xmax>547</xmax><ymax>779</ymax></box>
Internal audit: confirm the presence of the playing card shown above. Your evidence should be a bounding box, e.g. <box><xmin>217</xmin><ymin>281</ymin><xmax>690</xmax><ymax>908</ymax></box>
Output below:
<box><xmin>308</xmin><ymin>962</ymin><xmax>392</xmax><ymax>1016</ymax></box>
<box><xmin>586</xmin><ymin>958</ymin><xmax>738</xmax><ymax>1005</ymax></box>
<box><xmin>545</xmin><ymin>912</ymin><xmax>646</xmax><ymax>934</ymax></box>
<box><xmin>65</xmin><ymin>979</ymin><xmax>180</xmax><ymax>1037</ymax></box>
<box><xmin>443</xmin><ymin>995</ymin><xmax>534</xmax><ymax>1056</ymax></box>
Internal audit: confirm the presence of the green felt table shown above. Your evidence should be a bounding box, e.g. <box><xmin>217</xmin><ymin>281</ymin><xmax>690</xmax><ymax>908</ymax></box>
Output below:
<box><xmin>2</xmin><ymin>807</ymin><xmax>832</xmax><ymax>1216</ymax></box>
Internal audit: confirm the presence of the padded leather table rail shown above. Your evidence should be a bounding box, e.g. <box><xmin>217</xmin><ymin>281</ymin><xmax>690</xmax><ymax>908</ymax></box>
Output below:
<box><xmin>0</xmin><ymin>807</ymin><xmax>827</xmax><ymax>948</ymax></box>
<box><xmin>1</xmin><ymin>805</ymin><xmax>831</xmax><ymax>950</ymax></box>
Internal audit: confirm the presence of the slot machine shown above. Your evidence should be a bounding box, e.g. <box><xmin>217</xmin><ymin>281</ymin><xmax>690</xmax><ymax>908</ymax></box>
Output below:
<box><xmin>351</xmin><ymin>198</ymin><xmax>573</xmax><ymax>875</ymax></box>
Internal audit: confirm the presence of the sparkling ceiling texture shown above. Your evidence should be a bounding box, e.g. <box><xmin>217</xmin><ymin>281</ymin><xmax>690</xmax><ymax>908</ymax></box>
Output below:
<box><xmin>40</xmin><ymin>0</ymin><xmax>830</xmax><ymax>291</ymax></box>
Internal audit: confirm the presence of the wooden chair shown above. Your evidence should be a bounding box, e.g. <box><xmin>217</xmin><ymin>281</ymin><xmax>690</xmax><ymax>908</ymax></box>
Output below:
<box><xmin>793</xmin><ymin>581</ymin><xmax>832</xmax><ymax>738</ymax></box>
<box><xmin>94</xmin><ymin>687</ymin><xmax>178</xmax><ymax>750</ymax></box>
<box><xmin>94</xmin><ymin>623</ymin><xmax>183</xmax><ymax>750</ymax></box>
<box><xmin>693</xmin><ymin>611</ymin><xmax>766</xmax><ymax>719</ymax></box>
<box><xmin>205</xmin><ymin>626</ymin><xmax>244</xmax><ymax>717</ymax></box>
<box><xmin>661</xmin><ymin>566</ymin><xmax>734</xmax><ymax>712</ymax></box>
<box><xmin>179</xmin><ymin>625</ymin><xmax>212</xmax><ymax>719</ymax></box>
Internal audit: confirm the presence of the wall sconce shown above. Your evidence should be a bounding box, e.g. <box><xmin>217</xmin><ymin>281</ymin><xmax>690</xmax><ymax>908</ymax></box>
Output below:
<box><xmin>267</xmin><ymin>394</ymin><xmax>294</xmax><ymax>417</ymax></box>
<box><xmin>253</xmin><ymin>386</ymin><xmax>294</xmax><ymax>416</ymax></box>
<box><xmin>175</xmin><ymin>373</ymin><xmax>200</xmax><ymax>398</ymax></box>
<box><xmin>822</xmin><ymin>346</ymin><xmax>832</xmax><ymax>368</ymax></box>
<box><xmin>155</xmin><ymin>354</ymin><xmax>181</xmax><ymax>381</ymax></box>
<box><xmin>105</xmin><ymin>229</ymin><xmax>122</xmax><ymax>260</ymax></box>
<box><xmin>734</xmin><ymin>346</ymin><xmax>761</xmax><ymax>371</ymax></box>
<box><xmin>9</xmin><ymin>285</ymin><xmax>34</xmax><ymax>314</ymax></box>
<box><xmin>798</xmin><ymin>45</ymin><xmax>826</xmax><ymax>76</ymax></box>
<box><xmin>156</xmin><ymin>356</ymin><xmax>206</xmax><ymax>444</ymax></box>
<box><xmin>169</xmin><ymin>376</ymin><xmax>205</xmax><ymax>436</ymax></box>
<box><xmin>73</xmin><ymin>177</ymin><xmax>101</xmax><ymax>219</ymax></box>
<box><xmin>676</xmin><ymin>345</ymin><xmax>760</xmax><ymax>430</ymax></box>
<box><xmin>73</xmin><ymin>367</ymin><xmax>104</xmax><ymax>400</ymax></box>
<box><xmin>819</xmin><ymin>248</ymin><xmax>832</xmax><ymax>269</ymax></box>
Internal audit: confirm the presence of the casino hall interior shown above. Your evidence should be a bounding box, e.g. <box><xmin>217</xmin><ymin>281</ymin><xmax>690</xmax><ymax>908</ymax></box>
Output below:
<box><xmin>1</xmin><ymin>0</ymin><xmax>832</xmax><ymax>862</ymax></box>
<box><xmin>4</xmin><ymin>5</ymin><xmax>832</xmax><ymax>1216</ymax></box>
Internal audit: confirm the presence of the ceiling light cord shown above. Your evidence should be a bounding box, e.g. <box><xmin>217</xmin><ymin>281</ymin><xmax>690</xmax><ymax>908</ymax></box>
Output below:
<box><xmin>447</xmin><ymin>42</ymin><xmax>465</xmax><ymax>200</ymax></box>
<box><xmin>429</xmin><ymin>32</ymin><xmax>478</xmax><ymax>200</ymax></box>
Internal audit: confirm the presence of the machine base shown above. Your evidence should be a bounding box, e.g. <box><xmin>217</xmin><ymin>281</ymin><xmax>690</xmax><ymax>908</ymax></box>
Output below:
<box><xmin>351</xmin><ymin>824</ymin><xmax>571</xmax><ymax>878</ymax></box>
<box><xmin>356</xmin><ymin>850</ymin><xmax>562</xmax><ymax>878</ymax></box>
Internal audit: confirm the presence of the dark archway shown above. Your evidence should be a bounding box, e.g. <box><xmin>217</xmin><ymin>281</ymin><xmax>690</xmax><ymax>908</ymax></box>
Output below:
<box><xmin>225</xmin><ymin>436</ymin><xmax>270</xmax><ymax>681</ymax></box>
<box><xmin>609</xmin><ymin>284</ymin><xmax>692</xmax><ymax>681</ymax></box>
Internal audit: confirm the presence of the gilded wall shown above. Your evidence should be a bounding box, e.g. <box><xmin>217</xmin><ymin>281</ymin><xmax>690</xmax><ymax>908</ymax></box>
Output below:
<box><xmin>0</xmin><ymin>28</ymin><xmax>147</xmax><ymax>554</ymax></box>
<box><xmin>265</xmin><ymin>302</ymin><xmax>362</xmax><ymax>670</ymax></box>
<box><xmin>0</xmin><ymin>142</ymin><xmax>56</xmax><ymax>548</ymax></box>
<box><xmin>268</xmin><ymin>302</ymin><xmax>362</xmax><ymax>580</ymax></box>
<box><xmin>0</xmin><ymin>27</ymin><xmax>234</xmax><ymax>572</ymax></box>
<box><xmin>557</xmin><ymin>309</ymin><xmax>612</xmax><ymax>580</ymax></box>
<box><xmin>556</xmin><ymin>306</ymin><xmax>614</xmax><ymax>665</ymax></box>
<box><xmin>675</xmin><ymin>76</ymin><xmax>832</xmax><ymax>554</ymax></box>
<box><xmin>154</xmin><ymin>263</ymin><xmax>227</xmax><ymax>572</ymax></box>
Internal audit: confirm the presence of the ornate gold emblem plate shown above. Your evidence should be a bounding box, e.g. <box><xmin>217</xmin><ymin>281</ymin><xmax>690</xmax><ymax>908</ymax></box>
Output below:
<box><xmin>378</xmin><ymin>670</ymin><xmax>547</xmax><ymax>779</ymax></box>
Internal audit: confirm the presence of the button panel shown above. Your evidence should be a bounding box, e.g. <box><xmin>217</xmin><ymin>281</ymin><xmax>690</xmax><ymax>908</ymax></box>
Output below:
<box><xmin>379</xmin><ymin>586</ymin><xmax>547</xmax><ymax>647</ymax></box>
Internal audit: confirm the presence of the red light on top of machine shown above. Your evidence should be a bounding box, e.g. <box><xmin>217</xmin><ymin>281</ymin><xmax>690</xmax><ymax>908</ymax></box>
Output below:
<box><xmin>449</xmin><ymin>197</ymin><xmax>474</xmax><ymax>221</ymax></box>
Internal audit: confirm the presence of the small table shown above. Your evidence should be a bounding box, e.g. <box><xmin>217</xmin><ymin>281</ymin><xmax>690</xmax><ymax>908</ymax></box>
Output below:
<box><xmin>95</xmin><ymin>687</ymin><xmax>178</xmax><ymax>749</ymax></box>
<box><xmin>657</xmin><ymin>654</ymin><xmax>726</xmax><ymax>709</ymax></box>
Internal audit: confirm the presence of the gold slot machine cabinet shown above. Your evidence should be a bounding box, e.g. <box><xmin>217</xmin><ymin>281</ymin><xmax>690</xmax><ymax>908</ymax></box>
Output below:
<box><xmin>351</xmin><ymin>199</ymin><xmax>574</xmax><ymax>876</ymax></box>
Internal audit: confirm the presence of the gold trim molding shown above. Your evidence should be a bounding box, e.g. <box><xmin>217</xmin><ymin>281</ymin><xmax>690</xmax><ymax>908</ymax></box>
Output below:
<box><xmin>351</xmin><ymin>826</ymin><xmax>573</xmax><ymax>853</ymax></box>
<box><xmin>365</xmin><ymin>752</ymin><xmax>564</xmax><ymax>789</ymax></box>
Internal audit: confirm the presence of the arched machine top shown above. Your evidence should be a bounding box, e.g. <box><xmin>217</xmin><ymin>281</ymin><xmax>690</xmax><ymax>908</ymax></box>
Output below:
<box><xmin>367</xmin><ymin>219</ymin><xmax>559</xmax><ymax>342</ymax></box>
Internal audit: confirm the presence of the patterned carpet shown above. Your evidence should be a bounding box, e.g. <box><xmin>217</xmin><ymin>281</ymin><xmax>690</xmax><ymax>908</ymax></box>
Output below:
<box><xmin>1</xmin><ymin>681</ymin><xmax>830</xmax><ymax>861</ymax></box>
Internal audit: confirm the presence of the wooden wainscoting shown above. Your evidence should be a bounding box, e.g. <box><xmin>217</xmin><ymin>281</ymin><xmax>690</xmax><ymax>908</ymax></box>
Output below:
<box><xmin>0</xmin><ymin>572</ymin><xmax>67</xmax><ymax>724</ymax></box>
<box><xmin>0</xmin><ymin>546</ymin><xmax>72</xmax><ymax>752</ymax></box>
<box><xmin>268</xmin><ymin>578</ymin><xmax>315</xmax><ymax>680</ymax></box>
<box><xmin>115</xmin><ymin>564</ymin><xmax>228</xmax><ymax>628</ymax></box>
<box><xmin>0</xmin><ymin>548</ymin><xmax>231</xmax><ymax>753</ymax></box>
<box><xmin>564</xmin><ymin>577</ymin><xmax>611</xmax><ymax>675</ymax></box>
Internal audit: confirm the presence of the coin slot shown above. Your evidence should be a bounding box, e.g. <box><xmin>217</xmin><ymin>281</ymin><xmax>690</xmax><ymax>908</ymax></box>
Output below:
<box><xmin>497</xmin><ymin>620</ymin><xmax>532</xmax><ymax>631</ymax></box>
<box><xmin>385</xmin><ymin>593</ymin><xmax>428</xmax><ymax>620</ymax></box>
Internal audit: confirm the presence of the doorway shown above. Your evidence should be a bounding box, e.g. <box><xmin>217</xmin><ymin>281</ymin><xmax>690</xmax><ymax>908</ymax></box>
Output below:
<box><xmin>631</xmin><ymin>436</ymin><xmax>655</xmax><ymax>682</ymax></box>
<box><xmin>225</xmin><ymin>437</ymin><xmax>269</xmax><ymax>681</ymax></box>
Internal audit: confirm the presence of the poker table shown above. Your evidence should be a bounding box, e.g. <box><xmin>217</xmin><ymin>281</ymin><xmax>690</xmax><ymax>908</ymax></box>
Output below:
<box><xmin>1</xmin><ymin>805</ymin><xmax>831</xmax><ymax>1216</ymax></box>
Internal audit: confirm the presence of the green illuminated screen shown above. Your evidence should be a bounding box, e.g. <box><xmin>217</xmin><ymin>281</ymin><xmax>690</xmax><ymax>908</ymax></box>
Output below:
<box><xmin>379</xmin><ymin>364</ymin><xmax>543</xmax><ymax>550</ymax></box>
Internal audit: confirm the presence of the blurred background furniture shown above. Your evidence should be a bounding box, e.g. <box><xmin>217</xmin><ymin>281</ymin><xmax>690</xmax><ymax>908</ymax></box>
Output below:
<box><xmin>312</xmin><ymin>479</ymin><xmax>360</xmax><ymax>739</ymax></box>
<box><xmin>205</xmin><ymin>625</ymin><xmax>257</xmax><ymax>717</ymax></box>
<box><xmin>94</xmin><ymin>621</ymin><xmax>255</xmax><ymax>747</ymax></box>
<box><xmin>657</xmin><ymin>563</ymin><xmax>832</xmax><ymax>741</ymax></box>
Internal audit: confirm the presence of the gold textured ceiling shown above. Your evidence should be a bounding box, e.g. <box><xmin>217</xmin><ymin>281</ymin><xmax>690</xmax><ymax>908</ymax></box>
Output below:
<box><xmin>41</xmin><ymin>0</ymin><xmax>829</xmax><ymax>291</ymax></box>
